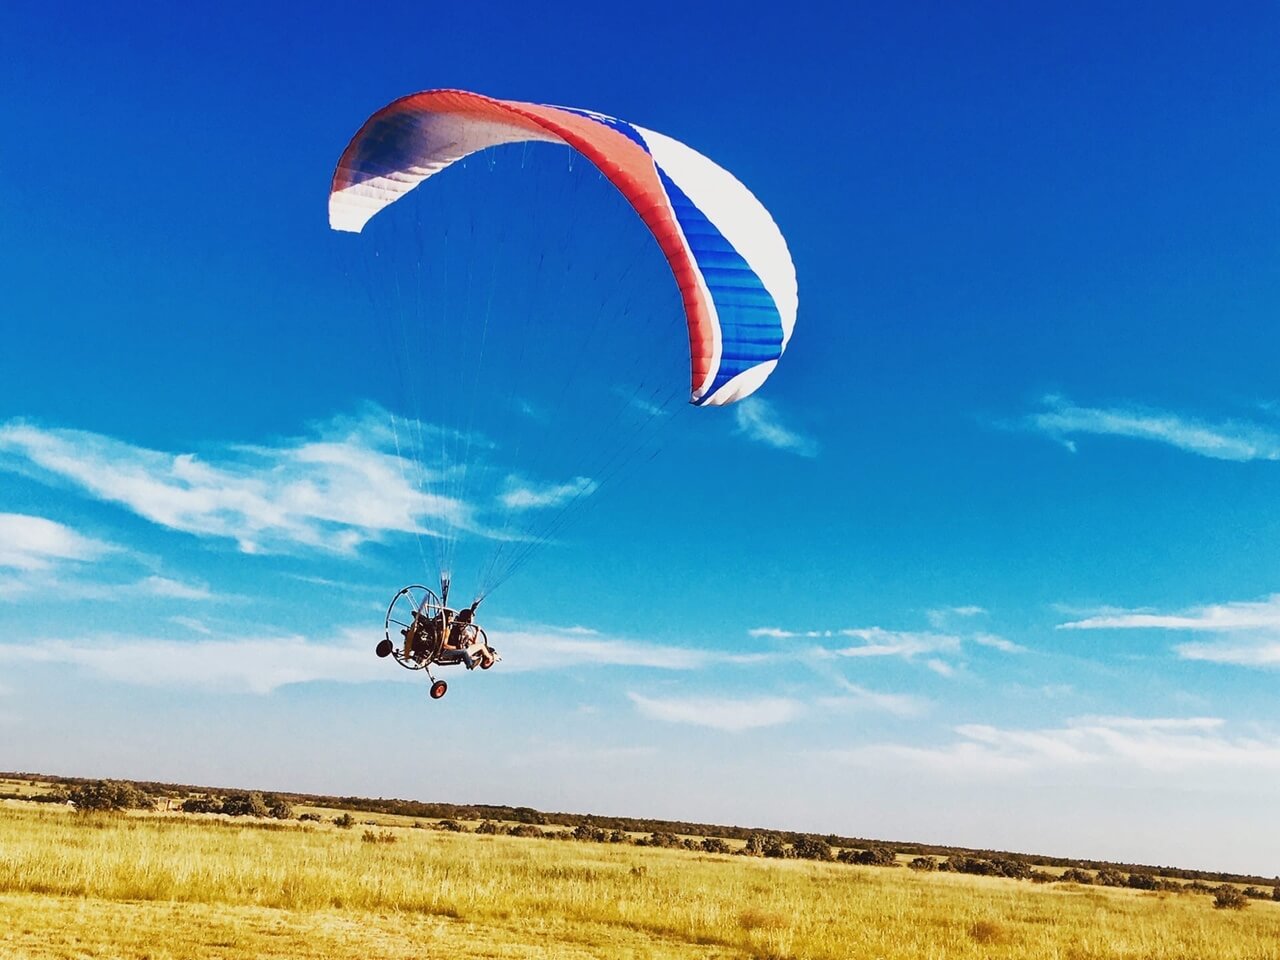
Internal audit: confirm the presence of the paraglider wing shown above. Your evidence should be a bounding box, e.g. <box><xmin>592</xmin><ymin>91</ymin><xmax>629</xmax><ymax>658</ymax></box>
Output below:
<box><xmin>329</xmin><ymin>89</ymin><xmax>797</xmax><ymax>406</ymax></box>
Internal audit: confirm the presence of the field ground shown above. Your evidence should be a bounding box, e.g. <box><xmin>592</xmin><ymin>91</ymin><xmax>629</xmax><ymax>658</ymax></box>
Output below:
<box><xmin>2</xmin><ymin>803</ymin><xmax>1279</xmax><ymax>959</ymax></box>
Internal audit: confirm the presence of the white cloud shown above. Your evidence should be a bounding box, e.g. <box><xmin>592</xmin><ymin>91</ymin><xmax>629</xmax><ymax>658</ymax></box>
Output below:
<box><xmin>1177</xmin><ymin>641</ymin><xmax>1280</xmax><ymax>668</ymax></box>
<box><xmin>926</xmin><ymin>605</ymin><xmax>987</xmax><ymax>628</ymax></box>
<box><xmin>971</xmin><ymin>633</ymin><xmax>1027</xmax><ymax>654</ymax></box>
<box><xmin>835</xmin><ymin>627</ymin><xmax>962</xmax><ymax>659</ymax></box>
<box><xmin>490</xmin><ymin>625</ymin><xmax>708</xmax><ymax>671</ymax></box>
<box><xmin>732</xmin><ymin>398</ymin><xmax>818</xmax><ymax>457</ymax></box>
<box><xmin>628</xmin><ymin>692</ymin><xmax>803</xmax><ymax>732</ymax></box>
<box><xmin>0</xmin><ymin>628</ymin><xmax>385</xmax><ymax>695</ymax></box>
<box><xmin>748</xmin><ymin>627</ymin><xmax>833</xmax><ymax>639</ymax></box>
<box><xmin>1027</xmin><ymin>394</ymin><xmax>1280</xmax><ymax>461</ymax></box>
<box><xmin>500</xmin><ymin>476</ymin><xmax>597</xmax><ymax>510</ymax></box>
<box><xmin>0</xmin><ymin>513</ymin><xmax>113</xmax><ymax>571</ymax></box>
<box><xmin>0</xmin><ymin>412</ymin><xmax>473</xmax><ymax>555</ymax></box>
<box><xmin>1059</xmin><ymin>594</ymin><xmax>1280</xmax><ymax>633</ymax></box>
<box><xmin>831</xmin><ymin>715</ymin><xmax>1280</xmax><ymax>776</ymax></box>
<box><xmin>1058</xmin><ymin>594</ymin><xmax>1280</xmax><ymax>670</ymax></box>
<box><xmin>818</xmin><ymin>678</ymin><xmax>927</xmax><ymax>717</ymax></box>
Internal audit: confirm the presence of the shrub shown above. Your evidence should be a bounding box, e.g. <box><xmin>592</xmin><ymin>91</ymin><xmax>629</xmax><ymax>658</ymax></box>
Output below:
<box><xmin>792</xmin><ymin>835</ymin><xmax>834</xmax><ymax>861</ymax></box>
<box><xmin>739</xmin><ymin>834</ymin><xmax>766</xmax><ymax>857</ymax></box>
<box><xmin>701</xmin><ymin>837</ymin><xmax>730</xmax><ymax>855</ymax></box>
<box><xmin>507</xmin><ymin>824</ymin><xmax>543</xmax><ymax>839</ymax></box>
<box><xmin>1241</xmin><ymin>886</ymin><xmax>1268</xmax><ymax>900</ymax></box>
<box><xmin>361</xmin><ymin>829</ymin><xmax>397</xmax><ymax>844</ymax></box>
<box><xmin>333</xmin><ymin>813</ymin><xmax>355</xmax><ymax>829</ymax></box>
<box><xmin>573</xmin><ymin>824</ymin><xmax>608</xmax><ymax>843</ymax></box>
<box><xmin>475</xmin><ymin>820</ymin><xmax>502</xmax><ymax>835</ymax></box>
<box><xmin>1094</xmin><ymin>868</ymin><xmax>1126</xmax><ymax>888</ymax></box>
<box><xmin>220</xmin><ymin>792</ymin><xmax>269</xmax><ymax>818</ymax></box>
<box><xmin>907</xmin><ymin>857</ymin><xmax>937</xmax><ymax>871</ymax></box>
<box><xmin>298</xmin><ymin>813</ymin><xmax>322</xmax><ymax>822</ymax></box>
<box><xmin>609</xmin><ymin>831</ymin><xmax>630</xmax><ymax>844</ymax></box>
<box><xmin>1127</xmin><ymin>872</ymin><xmax>1158</xmax><ymax>890</ymax></box>
<box><xmin>1059</xmin><ymin>868</ymin><xmax>1093</xmax><ymax>884</ymax></box>
<box><xmin>67</xmin><ymin>780</ymin><xmax>153</xmax><ymax>812</ymax></box>
<box><xmin>435</xmin><ymin>819</ymin><xmax>465</xmax><ymax>832</ymax></box>
<box><xmin>1213</xmin><ymin>886</ymin><xmax>1249</xmax><ymax>910</ymax></box>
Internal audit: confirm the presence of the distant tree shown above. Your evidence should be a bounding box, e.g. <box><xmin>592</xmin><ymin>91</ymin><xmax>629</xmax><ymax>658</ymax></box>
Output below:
<box><xmin>908</xmin><ymin>857</ymin><xmax>937</xmax><ymax>872</ymax></box>
<box><xmin>843</xmin><ymin>846</ymin><xmax>897</xmax><ymax>867</ymax></box>
<box><xmin>1272</xmin><ymin>886</ymin><xmax>1280</xmax><ymax>902</ymax></box>
<box><xmin>508</xmin><ymin>824</ymin><xmax>544</xmax><ymax>839</ymax></box>
<box><xmin>181</xmin><ymin>796</ymin><xmax>220</xmax><ymax>814</ymax></box>
<box><xmin>701</xmin><ymin>837</ymin><xmax>730</xmax><ymax>855</ymax></box>
<box><xmin>739</xmin><ymin>834</ymin><xmax>766</xmax><ymax>857</ymax></box>
<box><xmin>760</xmin><ymin>834</ymin><xmax>794</xmax><ymax>859</ymax></box>
<box><xmin>298</xmin><ymin>813</ymin><xmax>322</xmax><ymax>823</ymax></box>
<box><xmin>333</xmin><ymin>813</ymin><xmax>356</xmax><ymax>829</ymax></box>
<box><xmin>1127</xmin><ymin>872</ymin><xmax>1158</xmax><ymax>890</ymax></box>
<box><xmin>608</xmin><ymin>831</ymin><xmax>630</xmax><ymax>844</ymax></box>
<box><xmin>1095</xmin><ymin>868</ymin><xmax>1126</xmax><ymax>888</ymax></box>
<box><xmin>1213</xmin><ymin>886</ymin><xmax>1249</xmax><ymax>910</ymax></box>
<box><xmin>475</xmin><ymin>820</ymin><xmax>502</xmax><ymax>835</ymax></box>
<box><xmin>792</xmin><ymin>835</ymin><xmax>834</xmax><ymax>862</ymax></box>
<box><xmin>67</xmin><ymin>780</ymin><xmax>152</xmax><ymax>812</ymax></box>
<box><xmin>436</xmin><ymin>819</ymin><xmax>465</xmax><ymax>832</ymax></box>
<box><xmin>573</xmin><ymin>823</ymin><xmax>608</xmax><ymax>843</ymax></box>
<box><xmin>1059</xmin><ymin>868</ymin><xmax>1093</xmax><ymax>884</ymax></box>
<box><xmin>1241</xmin><ymin>886</ymin><xmax>1268</xmax><ymax>900</ymax></box>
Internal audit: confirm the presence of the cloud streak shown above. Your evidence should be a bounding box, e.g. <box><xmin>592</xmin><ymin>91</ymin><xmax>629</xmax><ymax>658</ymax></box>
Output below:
<box><xmin>831</xmin><ymin>715</ymin><xmax>1280</xmax><ymax>776</ymax></box>
<box><xmin>1026</xmin><ymin>394</ymin><xmax>1280</xmax><ymax>461</ymax></box>
<box><xmin>628</xmin><ymin>692</ymin><xmax>803</xmax><ymax>732</ymax></box>
<box><xmin>733</xmin><ymin>398</ymin><xmax>818</xmax><ymax>457</ymax></box>
<box><xmin>1059</xmin><ymin>594</ymin><xmax>1280</xmax><ymax>670</ymax></box>
<box><xmin>0</xmin><ymin>411</ymin><xmax>473</xmax><ymax>555</ymax></box>
<box><xmin>0</xmin><ymin>513</ymin><xmax>114</xmax><ymax>571</ymax></box>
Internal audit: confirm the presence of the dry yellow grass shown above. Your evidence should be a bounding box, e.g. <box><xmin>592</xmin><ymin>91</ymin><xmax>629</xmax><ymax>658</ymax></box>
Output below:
<box><xmin>1</xmin><ymin>802</ymin><xmax>1277</xmax><ymax>959</ymax></box>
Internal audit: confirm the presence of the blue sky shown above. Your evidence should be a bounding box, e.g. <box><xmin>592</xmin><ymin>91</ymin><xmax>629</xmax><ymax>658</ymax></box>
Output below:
<box><xmin>2</xmin><ymin>2</ymin><xmax>1279</xmax><ymax>874</ymax></box>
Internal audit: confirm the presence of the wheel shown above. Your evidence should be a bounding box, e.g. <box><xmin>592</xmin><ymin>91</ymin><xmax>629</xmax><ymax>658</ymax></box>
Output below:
<box><xmin>480</xmin><ymin>654</ymin><xmax>494</xmax><ymax>670</ymax></box>
<box><xmin>430</xmin><ymin>679</ymin><xmax>448</xmax><ymax>699</ymax></box>
<box><xmin>375</xmin><ymin>638</ymin><xmax>394</xmax><ymax>658</ymax></box>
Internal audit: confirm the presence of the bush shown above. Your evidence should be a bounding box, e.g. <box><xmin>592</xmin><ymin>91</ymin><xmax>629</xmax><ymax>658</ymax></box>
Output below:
<box><xmin>507</xmin><ymin>824</ymin><xmax>543</xmax><ymax>839</ymax></box>
<box><xmin>701</xmin><ymin>837</ymin><xmax>730</xmax><ymax>855</ymax></box>
<box><xmin>573</xmin><ymin>824</ymin><xmax>608</xmax><ymax>843</ymax></box>
<box><xmin>792</xmin><ymin>835</ymin><xmax>834</xmax><ymax>861</ymax></box>
<box><xmin>739</xmin><ymin>834</ymin><xmax>766</xmax><ymax>857</ymax></box>
<box><xmin>1059</xmin><ymin>868</ymin><xmax>1093</xmax><ymax>884</ymax></box>
<box><xmin>67</xmin><ymin>780</ymin><xmax>153</xmax><ymax>812</ymax></box>
<box><xmin>1241</xmin><ymin>886</ymin><xmax>1269</xmax><ymax>900</ymax></box>
<box><xmin>1213</xmin><ymin>885</ymin><xmax>1249</xmax><ymax>910</ymax></box>
<box><xmin>1127</xmin><ymin>872</ymin><xmax>1158</xmax><ymax>890</ymax></box>
<box><xmin>361</xmin><ymin>829</ymin><xmax>397</xmax><ymax>844</ymax></box>
<box><xmin>1094</xmin><ymin>868</ymin><xmax>1126</xmax><ymax>888</ymax></box>
<box><xmin>436</xmin><ymin>819</ymin><xmax>465</xmax><ymax>832</ymax></box>
<box><xmin>333</xmin><ymin>813</ymin><xmax>355</xmax><ymax>829</ymax></box>
<box><xmin>840</xmin><ymin>846</ymin><xmax>897</xmax><ymax>867</ymax></box>
<box><xmin>298</xmin><ymin>813</ymin><xmax>322</xmax><ymax>822</ymax></box>
<box><xmin>220</xmin><ymin>792</ymin><xmax>269</xmax><ymax>818</ymax></box>
<box><xmin>475</xmin><ymin>820</ymin><xmax>502</xmax><ymax>835</ymax></box>
<box><xmin>907</xmin><ymin>857</ymin><xmax>937</xmax><ymax>871</ymax></box>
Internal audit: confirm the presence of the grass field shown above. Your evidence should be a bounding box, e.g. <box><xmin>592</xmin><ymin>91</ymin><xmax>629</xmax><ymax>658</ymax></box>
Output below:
<box><xmin>1</xmin><ymin>802</ymin><xmax>1277</xmax><ymax>959</ymax></box>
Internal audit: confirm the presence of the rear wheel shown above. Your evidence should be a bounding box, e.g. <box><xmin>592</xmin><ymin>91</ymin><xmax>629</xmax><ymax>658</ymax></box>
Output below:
<box><xmin>430</xmin><ymin>679</ymin><xmax>448</xmax><ymax>699</ymax></box>
<box><xmin>375</xmin><ymin>638</ymin><xmax>394</xmax><ymax>658</ymax></box>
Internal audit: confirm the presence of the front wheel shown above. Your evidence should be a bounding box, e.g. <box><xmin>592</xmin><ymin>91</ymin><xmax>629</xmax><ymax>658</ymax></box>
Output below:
<box><xmin>429</xmin><ymin>679</ymin><xmax>448</xmax><ymax>699</ymax></box>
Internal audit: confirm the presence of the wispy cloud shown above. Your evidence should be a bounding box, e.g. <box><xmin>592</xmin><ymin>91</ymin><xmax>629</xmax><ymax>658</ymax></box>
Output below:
<box><xmin>0</xmin><ymin>411</ymin><xmax>472</xmax><ymax>555</ymax></box>
<box><xmin>485</xmin><ymin>621</ymin><xmax>784</xmax><ymax>672</ymax></box>
<box><xmin>733</xmin><ymin>398</ymin><xmax>818</xmax><ymax>457</ymax></box>
<box><xmin>0</xmin><ymin>513</ymin><xmax>114</xmax><ymax>571</ymax></box>
<box><xmin>1059</xmin><ymin>595</ymin><xmax>1280</xmax><ymax>633</ymax></box>
<box><xmin>835</xmin><ymin>627</ymin><xmax>962</xmax><ymax>659</ymax></box>
<box><xmin>0</xmin><ymin>628</ymin><xmax>385</xmax><ymax>694</ymax></box>
<box><xmin>818</xmin><ymin>678</ymin><xmax>927</xmax><ymax>717</ymax></box>
<box><xmin>830</xmin><ymin>715</ymin><xmax>1280</xmax><ymax>776</ymax></box>
<box><xmin>1059</xmin><ymin>594</ymin><xmax>1280</xmax><ymax>670</ymax></box>
<box><xmin>500</xmin><ymin>476</ymin><xmax>597</xmax><ymax>510</ymax></box>
<box><xmin>628</xmin><ymin>692</ymin><xmax>803</xmax><ymax>732</ymax></box>
<box><xmin>972</xmin><ymin>633</ymin><xmax>1027</xmax><ymax>654</ymax></box>
<box><xmin>1026</xmin><ymin>394</ymin><xmax>1280</xmax><ymax>461</ymax></box>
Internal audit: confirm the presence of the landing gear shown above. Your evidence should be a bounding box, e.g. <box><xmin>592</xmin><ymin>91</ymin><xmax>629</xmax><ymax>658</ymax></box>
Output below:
<box><xmin>430</xmin><ymin>679</ymin><xmax>448</xmax><ymax>699</ymax></box>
